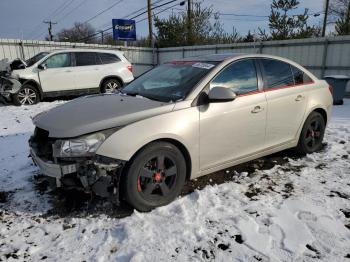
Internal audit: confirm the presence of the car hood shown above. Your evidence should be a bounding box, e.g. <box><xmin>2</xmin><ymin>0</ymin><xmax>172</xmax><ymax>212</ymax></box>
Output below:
<box><xmin>33</xmin><ymin>94</ymin><xmax>175</xmax><ymax>138</ymax></box>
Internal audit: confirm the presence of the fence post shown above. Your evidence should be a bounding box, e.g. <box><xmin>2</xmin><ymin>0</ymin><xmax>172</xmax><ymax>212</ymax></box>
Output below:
<box><xmin>19</xmin><ymin>41</ymin><xmax>25</xmax><ymax>60</ymax></box>
<box><xmin>321</xmin><ymin>38</ymin><xmax>329</xmax><ymax>78</ymax></box>
<box><xmin>182</xmin><ymin>48</ymin><xmax>185</xmax><ymax>58</ymax></box>
<box><xmin>259</xmin><ymin>41</ymin><xmax>264</xmax><ymax>54</ymax></box>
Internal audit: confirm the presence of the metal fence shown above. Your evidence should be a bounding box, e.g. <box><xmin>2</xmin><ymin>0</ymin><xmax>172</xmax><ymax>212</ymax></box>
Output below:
<box><xmin>1</xmin><ymin>35</ymin><xmax>350</xmax><ymax>79</ymax></box>
<box><xmin>0</xmin><ymin>39</ymin><xmax>155</xmax><ymax>76</ymax></box>
<box><xmin>158</xmin><ymin>35</ymin><xmax>350</xmax><ymax>79</ymax></box>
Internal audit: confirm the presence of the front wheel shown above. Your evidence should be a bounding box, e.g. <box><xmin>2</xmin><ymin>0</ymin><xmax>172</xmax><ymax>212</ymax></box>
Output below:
<box><xmin>124</xmin><ymin>142</ymin><xmax>187</xmax><ymax>212</ymax></box>
<box><xmin>296</xmin><ymin>112</ymin><xmax>326</xmax><ymax>154</ymax></box>
<box><xmin>12</xmin><ymin>84</ymin><xmax>40</xmax><ymax>106</ymax></box>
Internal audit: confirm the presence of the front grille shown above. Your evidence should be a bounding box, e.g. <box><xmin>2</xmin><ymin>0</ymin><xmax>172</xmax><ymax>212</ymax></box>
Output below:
<box><xmin>30</xmin><ymin>127</ymin><xmax>56</xmax><ymax>161</ymax></box>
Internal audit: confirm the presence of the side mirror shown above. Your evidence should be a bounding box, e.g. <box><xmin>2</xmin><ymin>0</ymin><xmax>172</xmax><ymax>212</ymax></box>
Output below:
<box><xmin>208</xmin><ymin>86</ymin><xmax>237</xmax><ymax>102</ymax></box>
<box><xmin>38</xmin><ymin>64</ymin><xmax>47</xmax><ymax>70</ymax></box>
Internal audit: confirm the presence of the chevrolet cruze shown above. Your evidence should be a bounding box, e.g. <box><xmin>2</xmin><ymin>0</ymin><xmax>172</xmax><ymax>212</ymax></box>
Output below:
<box><xmin>29</xmin><ymin>53</ymin><xmax>333</xmax><ymax>211</ymax></box>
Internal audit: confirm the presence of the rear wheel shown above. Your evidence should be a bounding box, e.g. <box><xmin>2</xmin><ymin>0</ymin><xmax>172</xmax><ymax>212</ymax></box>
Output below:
<box><xmin>124</xmin><ymin>142</ymin><xmax>187</xmax><ymax>212</ymax></box>
<box><xmin>12</xmin><ymin>84</ymin><xmax>40</xmax><ymax>106</ymax></box>
<box><xmin>296</xmin><ymin>112</ymin><xmax>325</xmax><ymax>154</ymax></box>
<box><xmin>101</xmin><ymin>78</ymin><xmax>122</xmax><ymax>93</ymax></box>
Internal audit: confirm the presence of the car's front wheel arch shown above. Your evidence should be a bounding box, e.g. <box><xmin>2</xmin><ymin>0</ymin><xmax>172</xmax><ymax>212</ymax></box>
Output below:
<box><xmin>123</xmin><ymin>138</ymin><xmax>192</xmax><ymax>182</ymax></box>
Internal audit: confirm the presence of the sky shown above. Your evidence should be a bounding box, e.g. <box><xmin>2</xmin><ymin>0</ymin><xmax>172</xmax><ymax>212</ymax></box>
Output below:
<box><xmin>0</xmin><ymin>0</ymin><xmax>325</xmax><ymax>41</ymax></box>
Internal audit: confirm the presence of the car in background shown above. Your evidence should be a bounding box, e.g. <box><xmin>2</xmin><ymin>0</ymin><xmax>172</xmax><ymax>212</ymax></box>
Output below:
<box><xmin>0</xmin><ymin>49</ymin><xmax>134</xmax><ymax>105</ymax></box>
<box><xmin>29</xmin><ymin>53</ymin><xmax>333</xmax><ymax>211</ymax></box>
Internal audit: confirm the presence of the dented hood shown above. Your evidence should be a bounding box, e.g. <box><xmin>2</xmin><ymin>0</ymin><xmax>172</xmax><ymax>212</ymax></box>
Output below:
<box><xmin>33</xmin><ymin>94</ymin><xmax>175</xmax><ymax>138</ymax></box>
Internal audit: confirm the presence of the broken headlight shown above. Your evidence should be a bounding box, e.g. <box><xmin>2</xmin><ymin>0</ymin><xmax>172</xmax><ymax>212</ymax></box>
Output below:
<box><xmin>55</xmin><ymin>128</ymin><xmax>121</xmax><ymax>158</ymax></box>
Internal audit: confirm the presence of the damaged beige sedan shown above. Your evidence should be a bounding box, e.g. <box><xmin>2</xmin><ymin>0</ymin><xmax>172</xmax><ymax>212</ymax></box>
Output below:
<box><xmin>29</xmin><ymin>54</ymin><xmax>333</xmax><ymax>211</ymax></box>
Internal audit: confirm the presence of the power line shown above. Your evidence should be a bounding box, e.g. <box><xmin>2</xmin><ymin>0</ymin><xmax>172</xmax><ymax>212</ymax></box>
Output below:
<box><xmin>78</xmin><ymin>0</ymin><xmax>182</xmax><ymax>42</ymax></box>
<box><xmin>85</xmin><ymin>0</ymin><xmax>169</xmax><ymax>34</ymax></box>
<box><xmin>82</xmin><ymin>0</ymin><xmax>124</xmax><ymax>24</ymax></box>
<box><xmin>56</xmin><ymin>0</ymin><xmax>90</xmax><ymax>23</ymax></box>
<box><xmin>26</xmin><ymin>0</ymin><xmax>75</xmax><ymax>38</ymax></box>
<box><xmin>29</xmin><ymin>0</ymin><xmax>77</xmax><ymax>39</ymax></box>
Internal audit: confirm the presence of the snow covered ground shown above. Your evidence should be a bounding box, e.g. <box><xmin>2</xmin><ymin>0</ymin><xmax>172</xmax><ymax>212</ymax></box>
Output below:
<box><xmin>0</xmin><ymin>99</ymin><xmax>349</xmax><ymax>262</ymax></box>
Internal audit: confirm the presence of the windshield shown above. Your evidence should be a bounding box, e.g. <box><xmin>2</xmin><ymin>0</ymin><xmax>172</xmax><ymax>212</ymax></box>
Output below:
<box><xmin>26</xmin><ymin>52</ymin><xmax>50</xmax><ymax>67</ymax></box>
<box><xmin>122</xmin><ymin>61</ymin><xmax>219</xmax><ymax>102</ymax></box>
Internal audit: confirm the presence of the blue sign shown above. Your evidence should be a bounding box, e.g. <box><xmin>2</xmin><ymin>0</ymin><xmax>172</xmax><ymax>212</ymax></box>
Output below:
<box><xmin>112</xmin><ymin>19</ymin><xmax>136</xmax><ymax>41</ymax></box>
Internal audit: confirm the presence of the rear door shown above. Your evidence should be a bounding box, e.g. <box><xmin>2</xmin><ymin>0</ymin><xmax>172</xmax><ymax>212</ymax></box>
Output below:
<box><xmin>199</xmin><ymin>59</ymin><xmax>267</xmax><ymax>171</ymax></box>
<box><xmin>38</xmin><ymin>52</ymin><xmax>75</xmax><ymax>92</ymax></box>
<box><xmin>259</xmin><ymin>58</ymin><xmax>311</xmax><ymax>147</ymax></box>
<box><xmin>73</xmin><ymin>52</ymin><xmax>102</xmax><ymax>90</ymax></box>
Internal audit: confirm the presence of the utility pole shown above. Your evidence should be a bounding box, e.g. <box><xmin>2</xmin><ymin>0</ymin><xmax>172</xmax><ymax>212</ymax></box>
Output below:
<box><xmin>147</xmin><ymin>0</ymin><xmax>153</xmax><ymax>47</ymax></box>
<box><xmin>187</xmin><ymin>0</ymin><xmax>192</xmax><ymax>45</ymax></box>
<box><xmin>99</xmin><ymin>30</ymin><xmax>104</xmax><ymax>44</ymax></box>
<box><xmin>43</xmin><ymin>20</ymin><xmax>57</xmax><ymax>41</ymax></box>
<box><xmin>322</xmin><ymin>0</ymin><xmax>330</xmax><ymax>37</ymax></box>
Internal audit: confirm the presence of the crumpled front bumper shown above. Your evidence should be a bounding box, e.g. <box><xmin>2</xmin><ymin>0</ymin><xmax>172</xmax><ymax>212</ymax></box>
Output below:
<box><xmin>29</xmin><ymin>142</ymin><xmax>125</xmax><ymax>201</ymax></box>
<box><xmin>30</xmin><ymin>148</ymin><xmax>77</xmax><ymax>187</ymax></box>
<box><xmin>0</xmin><ymin>76</ymin><xmax>22</xmax><ymax>98</ymax></box>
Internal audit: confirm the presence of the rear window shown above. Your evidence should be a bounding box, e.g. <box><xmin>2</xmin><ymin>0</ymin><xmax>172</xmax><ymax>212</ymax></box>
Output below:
<box><xmin>260</xmin><ymin>59</ymin><xmax>294</xmax><ymax>89</ymax></box>
<box><xmin>75</xmin><ymin>52</ymin><xmax>98</xmax><ymax>66</ymax></box>
<box><xmin>98</xmin><ymin>53</ymin><xmax>120</xmax><ymax>64</ymax></box>
<box><xmin>291</xmin><ymin>66</ymin><xmax>313</xmax><ymax>85</ymax></box>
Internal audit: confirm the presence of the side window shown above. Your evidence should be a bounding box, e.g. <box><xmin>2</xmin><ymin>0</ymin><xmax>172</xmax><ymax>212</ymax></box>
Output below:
<box><xmin>260</xmin><ymin>59</ymin><xmax>294</xmax><ymax>89</ymax></box>
<box><xmin>75</xmin><ymin>52</ymin><xmax>98</xmax><ymax>66</ymax></box>
<box><xmin>210</xmin><ymin>60</ymin><xmax>258</xmax><ymax>95</ymax></box>
<box><xmin>45</xmin><ymin>53</ymin><xmax>71</xmax><ymax>68</ymax></box>
<box><xmin>98</xmin><ymin>53</ymin><xmax>120</xmax><ymax>64</ymax></box>
<box><xmin>291</xmin><ymin>66</ymin><xmax>313</xmax><ymax>85</ymax></box>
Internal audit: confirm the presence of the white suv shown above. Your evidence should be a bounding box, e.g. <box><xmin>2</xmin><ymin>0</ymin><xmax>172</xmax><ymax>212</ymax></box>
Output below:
<box><xmin>0</xmin><ymin>49</ymin><xmax>134</xmax><ymax>105</ymax></box>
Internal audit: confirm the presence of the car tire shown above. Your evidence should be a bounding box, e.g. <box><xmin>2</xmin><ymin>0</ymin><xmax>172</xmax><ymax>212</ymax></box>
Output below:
<box><xmin>296</xmin><ymin>111</ymin><xmax>326</xmax><ymax>154</ymax></box>
<box><xmin>12</xmin><ymin>84</ymin><xmax>40</xmax><ymax>106</ymax></box>
<box><xmin>123</xmin><ymin>142</ymin><xmax>187</xmax><ymax>212</ymax></box>
<box><xmin>101</xmin><ymin>78</ymin><xmax>122</xmax><ymax>93</ymax></box>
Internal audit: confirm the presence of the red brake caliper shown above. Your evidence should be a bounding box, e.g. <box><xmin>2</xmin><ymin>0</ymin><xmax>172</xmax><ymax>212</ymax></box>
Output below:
<box><xmin>137</xmin><ymin>176</ymin><xmax>141</xmax><ymax>192</ymax></box>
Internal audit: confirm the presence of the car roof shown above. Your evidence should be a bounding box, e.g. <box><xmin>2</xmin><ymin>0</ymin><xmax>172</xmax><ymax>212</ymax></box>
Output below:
<box><xmin>49</xmin><ymin>48</ymin><xmax>123</xmax><ymax>54</ymax></box>
<box><xmin>177</xmin><ymin>53</ymin><xmax>245</xmax><ymax>62</ymax></box>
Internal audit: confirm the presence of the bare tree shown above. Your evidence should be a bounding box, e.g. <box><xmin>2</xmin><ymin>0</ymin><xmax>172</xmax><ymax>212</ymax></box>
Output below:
<box><xmin>56</xmin><ymin>22</ymin><xmax>97</xmax><ymax>43</ymax></box>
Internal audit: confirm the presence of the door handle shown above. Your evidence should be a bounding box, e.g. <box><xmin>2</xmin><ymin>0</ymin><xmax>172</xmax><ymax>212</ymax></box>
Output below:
<box><xmin>295</xmin><ymin>95</ymin><xmax>304</xmax><ymax>101</ymax></box>
<box><xmin>251</xmin><ymin>105</ymin><xmax>264</xmax><ymax>114</ymax></box>
<box><xmin>65</xmin><ymin>70</ymin><xmax>72</xmax><ymax>73</ymax></box>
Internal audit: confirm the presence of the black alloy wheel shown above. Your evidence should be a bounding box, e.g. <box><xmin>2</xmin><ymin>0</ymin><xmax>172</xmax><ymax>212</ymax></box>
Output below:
<box><xmin>296</xmin><ymin>112</ymin><xmax>325</xmax><ymax>154</ymax></box>
<box><xmin>124</xmin><ymin>142</ymin><xmax>186</xmax><ymax>212</ymax></box>
<box><xmin>137</xmin><ymin>154</ymin><xmax>178</xmax><ymax>199</ymax></box>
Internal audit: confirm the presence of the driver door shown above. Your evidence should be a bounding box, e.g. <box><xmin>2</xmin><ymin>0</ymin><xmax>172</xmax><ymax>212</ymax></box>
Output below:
<box><xmin>199</xmin><ymin>59</ymin><xmax>267</xmax><ymax>171</ymax></box>
<box><xmin>38</xmin><ymin>52</ymin><xmax>76</xmax><ymax>92</ymax></box>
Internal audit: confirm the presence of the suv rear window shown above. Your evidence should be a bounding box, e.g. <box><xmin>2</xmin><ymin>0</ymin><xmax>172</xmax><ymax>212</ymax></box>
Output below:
<box><xmin>98</xmin><ymin>53</ymin><xmax>120</xmax><ymax>64</ymax></box>
<box><xmin>260</xmin><ymin>59</ymin><xmax>294</xmax><ymax>89</ymax></box>
<box><xmin>75</xmin><ymin>52</ymin><xmax>98</xmax><ymax>66</ymax></box>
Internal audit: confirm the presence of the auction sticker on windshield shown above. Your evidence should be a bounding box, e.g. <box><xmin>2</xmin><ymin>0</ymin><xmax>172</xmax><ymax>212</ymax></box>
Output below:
<box><xmin>192</xmin><ymin>62</ymin><xmax>215</xmax><ymax>70</ymax></box>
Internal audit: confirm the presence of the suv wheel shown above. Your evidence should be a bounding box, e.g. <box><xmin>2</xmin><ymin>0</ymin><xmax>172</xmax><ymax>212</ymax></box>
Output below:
<box><xmin>124</xmin><ymin>142</ymin><xmax>187</xmax><ymax>212</ymax></box>
<box><xmin>12</xmin><ymin>84</ymin><xmax>40</xmax><ymax>106</ymax></box>
<box><xmin>101</xmin><ymin>79</ymin><xmax>122</xmax><ymax>93</ymax></box>
<box><xmin>296</xmin><ymin>111</ymin><xmax>326</xmax><ymax>154</ymax></box>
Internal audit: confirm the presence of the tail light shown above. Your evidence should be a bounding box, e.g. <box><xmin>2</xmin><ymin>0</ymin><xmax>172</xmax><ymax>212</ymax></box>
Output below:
<box><xmin>127</xmin><ymin>65</ymin><xmax>133</xmax><ymax>73</ymax></box>
<box><xmin>328</xmin><ymin>85</ymin><xmax>333</xmax><ymax>95</ymax></box>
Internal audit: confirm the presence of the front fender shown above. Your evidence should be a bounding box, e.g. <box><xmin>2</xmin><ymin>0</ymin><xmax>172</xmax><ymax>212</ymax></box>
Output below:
<box><xmin>96</xmin><ymin>106</ymin><xmax>200</xmax><ymax>177</ymax></box>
